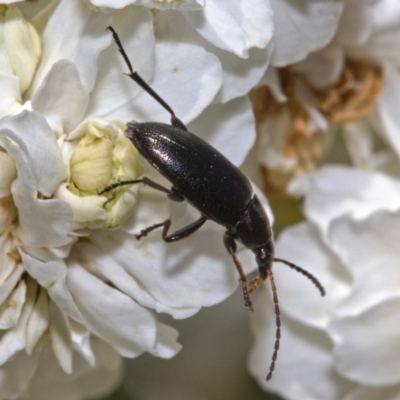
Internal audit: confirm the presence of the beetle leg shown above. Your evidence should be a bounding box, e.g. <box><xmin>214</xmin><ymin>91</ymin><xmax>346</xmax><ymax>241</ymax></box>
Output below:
<box><xmin>98</xmin><ymin>177</ymin><xmax>185</xmax><ymax>202</ymax></box>
<box><xmin>135</xmin><ymin>220</ymin><xmax>169</xmax><ymax>240</ymax></box>
<box><xmin>248</xmin><ymin>275</ymin><xmax>262</xmax><ymax>294</ymax></box>
<box><xmin>135</xmin><ymin>215</ymin><xmax>207</xmax><ymax>241</ymax></box>
<box><xmin>223</xmin><ymin>234</ymin><xmax>254</xmax><ymax>313</ymax></box>
<box><xmin>162</xmin><ymin>216</ymin><xmax>208</xmax><ymax>242</ymax></box>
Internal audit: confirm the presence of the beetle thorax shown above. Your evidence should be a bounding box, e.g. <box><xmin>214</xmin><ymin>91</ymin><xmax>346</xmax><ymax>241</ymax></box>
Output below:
<box><xmin>233</xmin><ymin>195</ymin><xmax>273</xmax><ymax>250</ymax></box>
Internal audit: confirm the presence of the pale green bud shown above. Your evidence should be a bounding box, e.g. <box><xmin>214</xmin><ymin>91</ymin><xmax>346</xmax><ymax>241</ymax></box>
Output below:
<box><xmin>58</xmin><ymin>118</ymin><xmax>142</xmax><ymax>230</ymax></box>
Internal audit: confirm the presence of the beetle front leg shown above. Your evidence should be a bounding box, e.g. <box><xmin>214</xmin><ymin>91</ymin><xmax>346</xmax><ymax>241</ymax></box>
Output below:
<box><xmin>223</xmin><ymin>234</ymin><xmax>254</xmax><ymax>313</ymax></box>
<box><xmin>248</xmin><ymin>275</ymin><xmax>262</xmax><ymax>294</ymax></box>
<box><xmin>98</xmin><ymin>177</ymin><xmax>184</xmax><ymax>202</ymax></box>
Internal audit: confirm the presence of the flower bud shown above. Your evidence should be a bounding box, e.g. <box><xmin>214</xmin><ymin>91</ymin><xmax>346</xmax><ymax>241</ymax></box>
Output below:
<box><xmin>58</xmin><ymin>118</ymin><xmax>142</xmax><ymax>230</ymax></box>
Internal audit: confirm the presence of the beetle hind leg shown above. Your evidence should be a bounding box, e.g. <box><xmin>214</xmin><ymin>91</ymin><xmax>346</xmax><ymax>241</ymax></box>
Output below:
<box><xmin>135</xmin><ymin>220</ymin><xmax>169</xmax><ymax>240</ymax></box>
<box><xmin>135</xmin><ymin>215</ymin><xmax>208</xmax><ymax>241</ymax></box>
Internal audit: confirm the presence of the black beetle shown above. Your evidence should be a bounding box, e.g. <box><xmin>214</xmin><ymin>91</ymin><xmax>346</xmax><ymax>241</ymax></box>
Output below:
<box><xmin>101</xmin><ymin>26</ymin><xmax>325</xmax><ymax>381</ymax></box>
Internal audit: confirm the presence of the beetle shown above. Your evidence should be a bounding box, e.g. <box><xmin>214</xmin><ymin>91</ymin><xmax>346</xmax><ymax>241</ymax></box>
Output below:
<box><xmin>101</xmin><ymin>26</ymin><xmax>325</xmax><ymax>381</ymax></box>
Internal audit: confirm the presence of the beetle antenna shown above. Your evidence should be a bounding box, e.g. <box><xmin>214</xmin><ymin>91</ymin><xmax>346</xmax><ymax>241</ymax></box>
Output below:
<box><xmin>106</xmin><ymin>26</ymin><xmax>185</xmax><ymax>129</ymax></box>
<box><xmin>274</xmin><ymin>258</ymin><xmax>325</xmax><ymax>297</ymax></box>
<box><xmin>266</xmin><ymin>268</ymin><xmax>280</xmax><ymax>381</ymax></box>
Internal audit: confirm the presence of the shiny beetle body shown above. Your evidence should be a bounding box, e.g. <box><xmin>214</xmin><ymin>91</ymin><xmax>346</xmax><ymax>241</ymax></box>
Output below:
<box><xmin>103</xmin><ymin>27</ymin><xmax>325</xmax><ymax>381</ymax></box>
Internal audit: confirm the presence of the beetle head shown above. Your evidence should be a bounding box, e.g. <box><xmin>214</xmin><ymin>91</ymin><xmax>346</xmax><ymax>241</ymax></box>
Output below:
<box><xmin>254</xmin><ymin>243</ymin><xmax>275</xmax><ymax>279</ymax></box>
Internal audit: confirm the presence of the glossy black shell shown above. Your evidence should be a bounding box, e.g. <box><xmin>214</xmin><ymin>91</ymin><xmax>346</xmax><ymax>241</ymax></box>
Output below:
<box><xmin>126</xmin><ymin>121</ymin><xmax>253</xmax><ymax>227</ymax></box>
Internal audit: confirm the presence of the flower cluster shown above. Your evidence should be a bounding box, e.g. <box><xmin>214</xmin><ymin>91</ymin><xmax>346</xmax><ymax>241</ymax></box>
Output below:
<box><xmin>248</xmin><ymin>1</ymin><xmax>400</xmax><ymax>400</ymax></box>
<box><xmin>0</xmin><ymin>0</ymin><xmax>271</xmax><ymax>398</ymax></box>
<box><xmin>2</xmin><ymin>0</ymin><xmax>400</xmax><ymax>399</ymax></box>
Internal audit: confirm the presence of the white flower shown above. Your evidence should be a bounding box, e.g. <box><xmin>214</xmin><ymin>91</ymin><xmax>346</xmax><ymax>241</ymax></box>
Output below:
<box><xmin>89</xmin><ymin>0</ymin><xmax>274</xmax><ymax>104</ymax></box>
<box><xmin>0</xmin><ymin>0</ymin><xmax>264</xmax><ymax>398</ymax></box>
<box><xmin>251</xmin><ymin>0</ymin><xmax>400</xmax><ymax>194</ymax></box>
<box><xmin>249</xmin><ymin>166</ymin><xmax>400</xmax><ymax>399</ymax></box>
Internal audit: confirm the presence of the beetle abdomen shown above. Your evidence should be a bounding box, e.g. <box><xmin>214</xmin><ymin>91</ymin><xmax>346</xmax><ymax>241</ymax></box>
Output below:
<box><xmin>126</xmin><ymin>122</ymin><xmax>253</xmax><ymax>226</ymax></box>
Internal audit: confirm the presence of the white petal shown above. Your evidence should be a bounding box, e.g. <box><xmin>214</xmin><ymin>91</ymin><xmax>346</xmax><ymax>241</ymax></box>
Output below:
<box><xmin>0</xmin><ymin>111</ymin><xmax>66</xmax><ymax>196</ymax></box>
<box><xmin>0</xmin><ymin>73</ymin><xmax>22</xmax><ymax>117</ymax></box>
<box><xmin>150</xmin><ymin>322</ymin><xmax>182</xmax><ymax>359</ymax></box>
<box><xmin>183</xmin><ymin>0</ymin><xmax>273</xmax><ymax>58</ymax></box>
<box><xmin>152</xmin><ymin>10</ymin><xmax>272</xmax><ymax>103</ymax></box>
<box><xmin>29</xmin><ymin>0</ymin><xmax>112</xmax><ymax>94</ymax></box>
<box><xmin>87</xmin><ymin>203</ymin><xmax>256</xmax><ymax>317</ymax></box>
<box><xmin>329</xmin><ymin>297</ymin><xmax>400</xmax><ymax>386</ymax></box>
<box><xmin>70</xmin><ymin>320</ymin><xmax>95</xmax><ymax>366</ymax></box>
<box><xmin>213</xmin><ymin>45</ymin><xmax>273</xmax><ymax>103</ymax></box>
<box><xmin>4</xmin><ymin>5</ymin><xmax>40</xmax><ymax>94</ymax></box>
<box><xmin>0</xmin><ymin>111</ymin><xmax>73</xmax><ymax>248</ymax></box>
<box><xmin>335</xmin><ymin>0</ymin><xmax>376</xmax><ymax>47</ymax></box>
<box><xmin>328</xmin><ymin>211</ymin><xmax>400</xmax><ymax>316</ymax></box>
<box><xmin>26</xmin><ymin>287</ymin><xmax>49</xmax><ymax>355</ymax></box>
<box><xmin>68</xmin><ymin>235</ymin><xmax>199</xmax><ymax>319</ymax></box>
<box><xmin>274</xmin><ymin>222</ymin><xmax>351</xmax><ymax>329</ymax></box>
<box><xmin>0</xmin><ymin>196</ymin><xmax>16</xmax><ymax>234</ymax></box>
<box><xmin>105</xmin><ymin>41</ymin><xmax>223</xmax><ymax>125</ymax></box>
<box><xmin>292</xmin><ymin>43</ymin><xmax>345</xmax><ymax>89</ymax></box>
<box><xmin>54</xmin><ymin>183</ymin><xmax>107</xmax><ymax>231</ymax></box>
<box><xmin>256</xmin><ymin>109</ymin><xmax>298</xmax><ymax>171</ymax></box>
<box><xmin>25</xmin><ymin>339</ymin><xmax>123</xmax><ymax>400</ymax></box>
<box><xmin>0</xmin><ymin>263</ymin><xmax>24</xmax><ymax>306</ymax></box>
<box><xmin>187</xmin><ymin>96</ymin><xmax>256</xmax><ymax>167</ymax></box>
<box><xmin>0</xmin><ymin>279</ymin><xmax>26</xmax><ymax>330</ymax></box>
<box><xmin>271</xmin><ymin>0</ymin><xmax>344</xmax><ymax>66</ymax></box>
<box><xmin>0</xmin><ymin>278</ymin><xmax>37</xmax><ymax>364</ymax></box>
<box><xmin>49</xmin><ymin>301</ymin><xmax>73</xmax><ymax>374</ymax></box>
<box><xmin>249</xmin><ymin>286</ymin><xmax>353</xmax><ymax>400</ymax></box>
<box><xmin>342</xmin><ymin>119</ymin><xmax>376</xmax><ymax>169</ymax></box>
<box><xmin>67</xmin><ymin>263</ymin><xmax>157</xmax><ymax>357</ymax></box>
<box><xmin>289</xmin><ymin>166</ymin><xmax>400</xmax><ymax>235</ymax></box>
<box><xmin>32</xmin><ymin>60</ymin><xmax>89</xmax><ymax>135</ymax></box>
<box><xmin>0</xmin><ymin>235</ymin><xmax>18</xmax><ymax>286</ymax></box>
<box><xmin>377</xmin><ymin>64</ymin><xmax>400</xmax><ymax>160</ymax></box>
<box><xmin>258</xmin><ymin>66</ymin><xmax>287</xmax><ymax>102</ymax></box>
<box><xmin>90</xmin><ymin>0</ymin><xmax>204</xmax><ymax>10</ymax></box>
<box><xmin>85</xmin><ymin>7</ymin><xmax>155</xmax><ymax>118</ymax></box>
<box><xmin>21</xmin><ymin>251</ymin><xmax>83</xmax><ymax>324</ymax></box>
<box><xmin>15</xmin><ymin>1</ymin><xmax>53</xmax><ymax>19</ymax></box>
<box><xmin>0</xmin><ymin>150</ymin><xmax>17</xmax><ymax>198</ymax></box>
<box><xmin>0</xmin><ymin>348</ymin><xmax>40</xmax><ymax>400</ymax></box>
<box><xmin>345</xmin><ymin>0</ymin><xmax>400</xmax><ymax>64</ymax></box>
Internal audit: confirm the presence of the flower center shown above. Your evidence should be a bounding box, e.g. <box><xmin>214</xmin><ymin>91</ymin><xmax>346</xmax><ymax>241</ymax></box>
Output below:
<box><xmin>315</xmin><ymin>60</ymin><xmax>383</xmax><ymax>123</ymax></box>
<box><xmin>251</xmin><ymin>60</ymin><xmax>384</xmax><ymax>196</ymax></box>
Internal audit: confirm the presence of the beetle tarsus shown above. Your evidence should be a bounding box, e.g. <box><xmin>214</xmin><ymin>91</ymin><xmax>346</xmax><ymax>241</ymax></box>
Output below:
<box><xmin>135</xmin><ymin>220</ymin><xmax>168</xmax><ymax>240</ymax></box>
